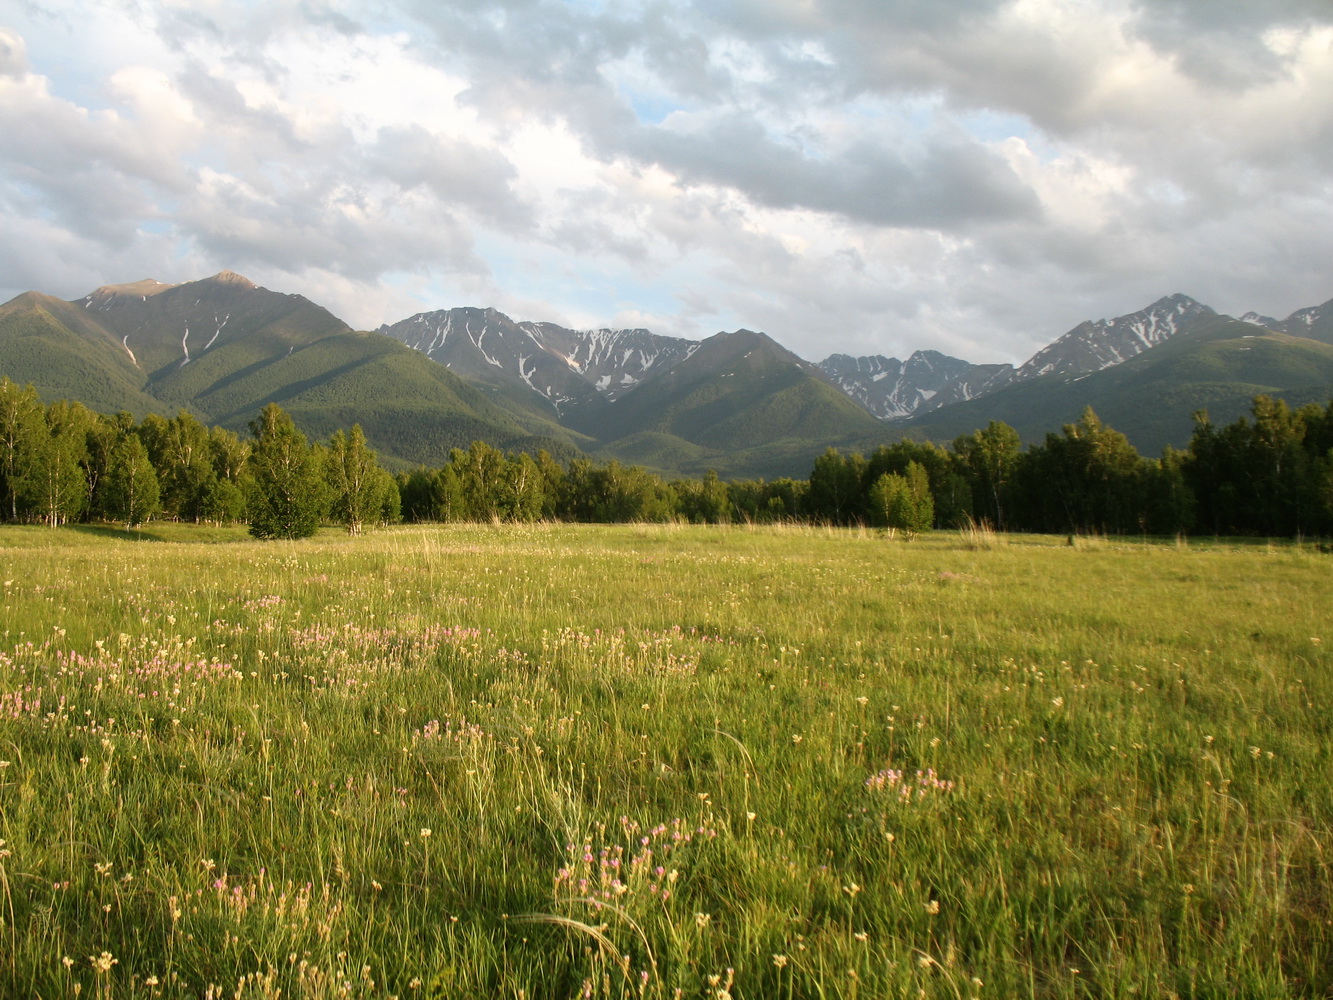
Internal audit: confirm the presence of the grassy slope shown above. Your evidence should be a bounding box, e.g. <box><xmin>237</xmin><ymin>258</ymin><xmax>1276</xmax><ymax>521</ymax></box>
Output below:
<box><xmin>592</xmin><ymin>331</ymin><xmax>884</xmax><ymax>476</ymax></box>
<box><xmin>0</xmin><ymin>294</ymin><xmax>170</xmax><ymax>416</ymax></box>
<box><xmin>0</xmin><ymin>524</ymin><xmax>1328</xmax><ymax>998</ymax></box>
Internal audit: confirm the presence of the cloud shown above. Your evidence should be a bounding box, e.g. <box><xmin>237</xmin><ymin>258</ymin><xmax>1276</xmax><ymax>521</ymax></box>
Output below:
<box><xmin>0</xmin><ymin>27</ymin><xmax>28</xmax><ymax>78</ymax></box>
<box><xmin>0</xmin><ymin>0</ymin><xmax>1331</xmax><ymax>368</ymax></box>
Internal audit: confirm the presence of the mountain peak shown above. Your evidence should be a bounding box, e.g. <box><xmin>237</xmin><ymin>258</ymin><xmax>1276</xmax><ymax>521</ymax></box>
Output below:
<box><xmin>204</xmin><ymin>270</ymin><xmax>256</xmax><ymax>288</ymax></box>
<box><xmin>1016</xmin><ymin>295</ymin><xmax>1213</xmax><ymax>380</ymax></box>
<box><xmin>84</xmin><ymin>278</ymin><xmax>177</xmax><ymax>303</ymax></box>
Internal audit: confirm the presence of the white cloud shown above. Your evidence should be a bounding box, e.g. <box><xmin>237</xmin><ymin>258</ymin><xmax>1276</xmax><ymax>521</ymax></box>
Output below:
<box><xmin>0</xmin><ymin>0</ymin><xmax>1330</xmax><ymax>367</ymax></box>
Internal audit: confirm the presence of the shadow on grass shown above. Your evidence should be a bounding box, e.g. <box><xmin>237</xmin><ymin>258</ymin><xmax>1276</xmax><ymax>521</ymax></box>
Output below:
<box><xmin>64</xmin><ymin>522</ymin><xmax>253</xmax><ymax>544</ymax></box>
<box><xmin>67</xmin><ymin>523</ymin><xmax>170</xmax><ymax>542</ymax></box>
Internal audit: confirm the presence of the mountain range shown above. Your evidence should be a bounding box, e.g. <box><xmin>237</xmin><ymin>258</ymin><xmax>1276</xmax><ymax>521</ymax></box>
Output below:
<box><xmin>2</xmin><ymin>271</ymin><xmax>1331</xmax><ymax>476</ymax></box>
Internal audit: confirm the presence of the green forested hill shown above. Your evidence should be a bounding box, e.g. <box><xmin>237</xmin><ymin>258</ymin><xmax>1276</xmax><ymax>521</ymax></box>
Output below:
<box><xmin>0</xmin><ymin>292</ymin><xmax>170</xmax><ymax>417</ymax></box>
<box><xmin>901</xmin><ymin>317</ymin><xmax>1333</xmax><ymax>453</ymax></box>
<box><xmin>0</xmin><ymin>275</ymin><xmax>591</xmax><ymax>467</ymax></box>
<box><xmin>586</xmin><ymin>329</ymin><xmax>885</xmax><ymax>476</ymax></box>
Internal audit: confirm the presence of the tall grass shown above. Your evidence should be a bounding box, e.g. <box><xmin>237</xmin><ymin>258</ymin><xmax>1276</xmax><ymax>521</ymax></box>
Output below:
<box><xmin>0</xmin><ymin>522</ymin><xmax>1329</xmax><ymax>998</ymax></box>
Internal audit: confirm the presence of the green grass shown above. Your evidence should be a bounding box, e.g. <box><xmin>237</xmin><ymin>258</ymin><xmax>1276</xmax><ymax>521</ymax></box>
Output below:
<box><xmin>0</xmin><ymin>524</ymin><xmax>1329</xmax><ymax>998</ymax></box>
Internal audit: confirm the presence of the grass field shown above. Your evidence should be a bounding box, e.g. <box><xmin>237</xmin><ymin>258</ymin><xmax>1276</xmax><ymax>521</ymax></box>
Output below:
<box><xmin>0</xmin><ymin>523</ymin><xmax>1329</xmax><ymax>998</ymax></box>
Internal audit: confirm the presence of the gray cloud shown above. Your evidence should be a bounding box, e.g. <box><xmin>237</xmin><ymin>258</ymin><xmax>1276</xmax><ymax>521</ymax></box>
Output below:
<box><xmin>2</xmin><ymin>0</ymin><xmax>1331</xmax><ymax>367</ymax></box>
<box><xmin>628</xmin><ymin>116</ymin><xmax>1040</xmax><ymax>228</ymax></box>
<box><xmin>368</xmin><ymin>124</ymin><xmax>532</xmax><ymax>229</ymax></box>
<box><xmin>1128</xmin><ymin>0</ymin><xmax>1331</xmax><ymax>87</ymax></box>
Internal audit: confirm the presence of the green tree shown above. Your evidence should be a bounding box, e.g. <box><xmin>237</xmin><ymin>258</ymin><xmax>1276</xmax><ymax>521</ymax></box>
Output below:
<box><xmin>952</xmin><ymin>421</ymin><xmax>1021</xmax><ymax>530</ymax></box>
<box><xmin>535</xmin><ymin>451</ymin><xmax>567</xmax><ymax>520</ymax></box>
<box><xmin>139</xmin><ymin>411</ymin><xmax>219</xmax><ymax>522</ymax></box>
<box><xmin>325</xmin><ymin>425</ymin><xmax>391</xmax><ymax>534</ymax></box>
<box><xmin>868</xmin><ymin>461</ymin><xmax>933</xmax><ymax>538</ymax></box>
<box><xmin>83</xmin><ymin>410</ymin><xmax>134</xmax><ymax>520</ymax></box>
<box><xmin>0</xmin><ymin>379</ymin><xmax>47</xmax><ymax>521</ymax></box>
<box><xmin>675</xmin><ymin>470</ymin><xmax>732</xmax><ymax>524</ymax></box>
<box><xmin>503</xmin><ymin>452</ymin><xmax>547</xmax><ymax>522</ymax></box>
<box><xmin>244</xmin><ymin>404</ymin><xmax>328</xmax><ymax>539</ymax></box>
<box><xmin>1015</xmin><ymin>408</ymin><xmax>1147</xmax><ymax>534</ymax></box>
<box><xmin>865</xmin><ymin>440</ymin><xmax>966</xmax><ymax>529</ymax></box>
<box><xmin>451</xmin><ymin>441</ymin><xmax>509</xmax><ymax>521</ymax></box>
<box><xmin>17</xmin><ymin>402</ymin><xmax>90</xmax><ymax>527</ymax></box>
<box><xmin>100</xmin><ymin>433</ymin><xmax>161</xmax><ymax>526</ymax></box>
<box><xmin>806</xmin><ymin>448</ymin><xmax>865</xmax><ymax>524</ymax></box>
<box><xmin>431</xmin><ymin>464</ymin><xmax>466</xmax><ymax>522</ymax></box>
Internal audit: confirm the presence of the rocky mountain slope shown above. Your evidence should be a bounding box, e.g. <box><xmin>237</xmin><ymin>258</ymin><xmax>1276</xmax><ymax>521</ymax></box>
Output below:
<box><xmin>817</xmin><ymin>294</ymin><xmax>1218</xmax><ymax>422</ymax></box>
<box><xmin>378</xmin><ymin>308</ymin><xmax>698</xmax><ymax>415</ymax></box>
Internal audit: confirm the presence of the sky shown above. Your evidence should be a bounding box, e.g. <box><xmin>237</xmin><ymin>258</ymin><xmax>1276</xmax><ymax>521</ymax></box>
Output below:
<box><xmin>1</xmin><ymin>0</ymin><xmax>1330</xmax><ymax>365</ymax></box>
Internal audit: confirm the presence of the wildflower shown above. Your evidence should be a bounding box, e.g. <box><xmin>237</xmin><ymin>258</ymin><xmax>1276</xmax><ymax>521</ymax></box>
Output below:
<box><xmin>1051</xmin><ymin>696</ymin><xmax>1064</xmax><ymax>708</ymax></box>
<box><xmin>854</xmin><ymin>931</ymin><xmax>868</xmax><ymax>942</ymax></box>
<box><xmin>843</xmin><ymin>883</ymin><xmax>861</xmax><ymax>897</ymax></box>
<box><xmin>90</xmin><ymin>952</ymin><xmax>118</xmax><ymax>973</ymax></box>
<box><xmin>62</xmin><ymin>956</ymin><xmax>74</xmax><ymax>968</ymax></box>
<box><xmin>772</xmin><ymin>955</ymin><xmax>789</xmax><ymax>969</ymax></box>
<box><xmin>420</xmin><ymin>828</ymin><xmax>432</xmax><ymax>839</ymax></box>
<box><xmin>1249</xmin><ymin>746</ymin><xmax>1261</xmax><ymax>758</ymax></box>
<box><xmin>695</xmin><ymin>912</ymin><xmax>712</xmax><ymax>928</ymax></box>
<box><xmin>925</xmin><ymin>899</ymin><xmax>940</xmax><ymax>915</ymax></box>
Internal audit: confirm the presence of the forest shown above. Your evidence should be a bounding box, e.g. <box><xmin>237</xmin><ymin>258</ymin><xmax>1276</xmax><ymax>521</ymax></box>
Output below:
<box><xmin>2</xmin><ymin>376</ymin><xmax>1331</xmax><ymax>538</ymax></box>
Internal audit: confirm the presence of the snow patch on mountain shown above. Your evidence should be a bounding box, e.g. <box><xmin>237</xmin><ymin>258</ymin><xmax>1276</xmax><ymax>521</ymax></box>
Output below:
<box><xmin>378</xmin><ymin>308</ymin><xmax>699</xmax><ymax>414</ymax></box>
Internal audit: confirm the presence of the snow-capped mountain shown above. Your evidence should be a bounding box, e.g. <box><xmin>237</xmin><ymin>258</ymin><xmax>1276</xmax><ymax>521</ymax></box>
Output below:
<box><xmin>513</xmin><ymin>322</ymin><xmax>699</xmax><ymax>401</ymax></box>
<box><xmin>1246</xmin><ymin>299</ymin><xmax>1333</xmax><ymax>344</ymax></box>
<box><xmin>819</xmin><ymin>294</ymin><xmax>1216</xmax><ymax>421</ymax></box>
<box><xmin>378</xmin><ymin>307</ymin><xmax>697</xmax><ymax>414</ymax></box>
<box><xmin>1013</xmin><ymin>294</ymin><xmax>1214</xmax><ymax>380</ymax></box>
<box><xmin>817</xmin><ymin>350</ymin><xmax>993</xmax><ymax>419</ymax></box>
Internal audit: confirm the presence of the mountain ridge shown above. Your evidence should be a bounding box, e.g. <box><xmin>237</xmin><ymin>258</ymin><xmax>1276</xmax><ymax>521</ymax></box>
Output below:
<box><xmin>4</xmin><ymin>270</ymin><xmax>1333</xmax><ymax>476</ymax></box>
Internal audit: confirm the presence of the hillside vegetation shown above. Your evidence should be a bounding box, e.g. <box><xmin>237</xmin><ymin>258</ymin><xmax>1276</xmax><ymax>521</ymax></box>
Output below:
<box><xmin>0</xmin><ymin>277</ymin><xmax>589</xmax><ymax>469</ymax></box>
<box><xmin>903</xmin><ymin>318</ymin><xmax>1333</xmax><ymax>453</ymax></box>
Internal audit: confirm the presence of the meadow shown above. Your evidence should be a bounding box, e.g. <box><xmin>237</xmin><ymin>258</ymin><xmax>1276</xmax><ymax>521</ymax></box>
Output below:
<box><xmin>0</xmin><ymin>522</ymin><xmax>1329</xmax><ymax>999</ymax></box>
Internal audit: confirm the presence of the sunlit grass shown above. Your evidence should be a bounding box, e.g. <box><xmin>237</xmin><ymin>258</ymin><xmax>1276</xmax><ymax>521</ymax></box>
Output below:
<box><xmin>0</xmin><ymin>523</ymin><xmax>1329</xmax><ymax>998</ymax></box>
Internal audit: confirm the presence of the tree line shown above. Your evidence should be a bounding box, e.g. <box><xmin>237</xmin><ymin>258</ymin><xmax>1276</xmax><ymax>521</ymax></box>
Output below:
<box><xmin>803</xmin><ymin>397</ymin><xmax>1333</xmax><ymax>537</ymax></box>
<box><xmin>0</xmin><ymin>381</ymin><xmax>396</xmax><ymax>538</ymax></box>
<box><xmin>2</xmin><ymin>376</ymin><xmax>1330</xmax><ymax>538</ymax></box>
